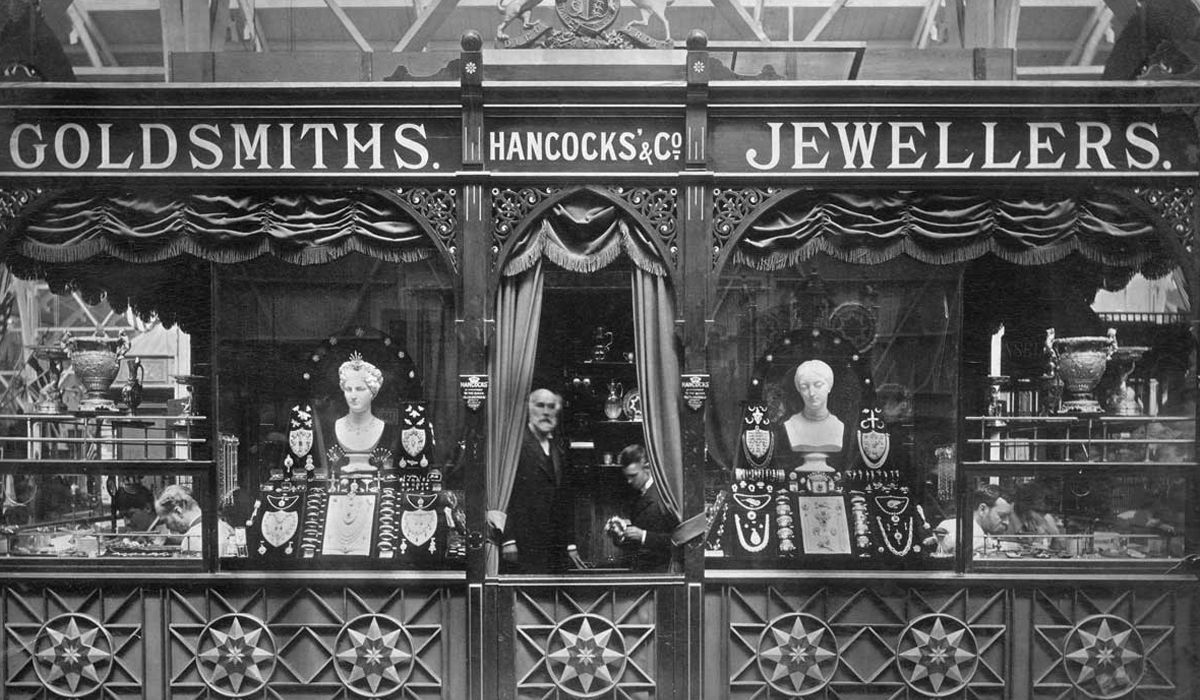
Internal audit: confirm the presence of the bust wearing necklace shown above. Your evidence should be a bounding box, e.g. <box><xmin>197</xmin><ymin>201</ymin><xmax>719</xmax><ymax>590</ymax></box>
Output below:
<box><xmin>782</xmin><ymin>360</ymin><xmax>844</xmax><ymax>473</ymax></box>
<box><xmin>330</xmin><ymin>352</ymin><xmax>397</xmax><ymax>475</ymax></box>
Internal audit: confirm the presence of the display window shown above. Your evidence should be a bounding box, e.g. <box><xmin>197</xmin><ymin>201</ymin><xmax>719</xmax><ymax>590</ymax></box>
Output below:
<box><xmin>216</xmin><ymin>253</ymin><xmax>464</xmax><ymax>569</ymax></box>
<box><xmin>959</xmin><ymin>257</ymin><xmax>1194</xmax><ymax>569</ymax></box>
<box><xmin>707</xmin><ymin>255</ymin><xmax>961</xmax><ymax>568</ymax></box>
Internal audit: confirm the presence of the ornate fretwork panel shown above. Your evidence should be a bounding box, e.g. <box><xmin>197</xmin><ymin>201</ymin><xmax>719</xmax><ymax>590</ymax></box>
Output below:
<box><xmin>0</xmin><ymin>188</ymin><xmax>45</xmax><ymax>238</ymax></box>
<box><xmin>1030</xmin><ymin>587</ymin><xmax>1182</xmax><ymax>700</ymax></box>
<box><xmin>1130</xmin><ymin>184</ymin><xmax>1196</xmax><ymax>256</ymax></box>
<box><xmin>3</xmin><ymin>586</ymin><xmax>146</xmax><ymax>699</ymax></box>
<box><xmin>509</xmin><ymin>585</ymin><xmax>660</xmax><ymax>699</ymax></box>
<box><xmin>712</xmin><ymin>187</ymin><xmax>783</xmax><ymax>268</ymax></box>
<box><xmin>606</xmin><ymin>186</ymin><xmax>679</xmax><ymax>266</ymax></box>
<box><xmin>712</xmin><ymin>583</ymin><xmax>1008</xmax><ymax>699</ymax></box>
<box><xmin>166</xmin><ymin>585</ymin><xmax>457</xmax><ymax>699</ymax></box>
<box><xmin>392</xmin><ymin>187</ymin><xmax>460</xmax><ymax>271</ymax></box>
<box><xmin>491</xmin><ymin>186</ymin><xmax>560</xmax><ymax>261</ymax></box>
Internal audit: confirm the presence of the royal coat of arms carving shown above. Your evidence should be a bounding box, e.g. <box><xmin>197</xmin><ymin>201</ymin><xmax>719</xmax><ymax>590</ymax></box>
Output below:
<box><xmin>496</xmin><ymin>0</ymin><xmax>673</xmax><ymax>48</ymax></box>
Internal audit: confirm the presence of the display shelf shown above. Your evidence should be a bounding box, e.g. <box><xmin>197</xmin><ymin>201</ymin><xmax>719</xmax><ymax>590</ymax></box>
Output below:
<box><xmin>0</xmin><ymin>459</ymin><xmax>213</xmax><ymax>474</ymax></box>
<box><xmin>0</xmin><ymin>412</ymin><xmax>207</xmax><ymax>463</ymax></box>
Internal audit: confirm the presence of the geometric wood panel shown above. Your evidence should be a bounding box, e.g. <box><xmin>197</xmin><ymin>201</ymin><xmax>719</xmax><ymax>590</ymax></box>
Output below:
<box><xmin>4</xmin><ymin>586</ymin><xmax>147</xmax><ymax>700</ymax></box>
<box><xmin>707</xmin><ymin>582</ymin><xmax>1009</xmax><ymax>699</ymax></box>
<box><xmin>1030</xmin><ymin>587</ymin><xmax>1185</xmax><ymax>700</ymax></box>
<box><xmin>1</xmin><ymin>583</ymin><xmax>466</xmax><ymax>700</ymax></box>
<box><xmin>166</xmin><ymin>585</ymin><xmax>462</xmax><ymax>699</ymax></box>
<box><xmin>498</xmin><ymin>581</ymin><xmax>685</xmax><ymax>700</ymax></box>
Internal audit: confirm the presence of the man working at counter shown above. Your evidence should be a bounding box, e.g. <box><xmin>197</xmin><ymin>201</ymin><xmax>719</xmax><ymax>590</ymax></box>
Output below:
<box><xmin>155</xmin><ymin>484</ymin><xmax>235</xmax><ymax>556</ymax></box>
<box><xmin>611</xmin><ymin>444</ymin><xmax>679</xmax><ymax>572</ymax></box>
<box><xmin>499</xmin><ymin>388</ymin><xmax>572</xmax><ymax>574</ymax></box>
<box><xmin>929</xmin><ymin>484</ymin><xmax>1014</xmax><ymax>556</ymax></box>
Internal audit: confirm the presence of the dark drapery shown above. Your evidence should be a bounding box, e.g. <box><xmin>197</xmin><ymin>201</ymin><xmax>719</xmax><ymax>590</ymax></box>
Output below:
<box><xmin>8</xmin><ymin>190</ymin><xmax>433</xmax><ymax>267</ymax></box>
<box><xmin>502</xmin><ymin>198</ymin><xmax>667</xmax><ymax>278</ymax></box>
<box><xmin>731</xmin><ymin>191</ymin><xmax>1176</xmax><ymax>276</ymax></box>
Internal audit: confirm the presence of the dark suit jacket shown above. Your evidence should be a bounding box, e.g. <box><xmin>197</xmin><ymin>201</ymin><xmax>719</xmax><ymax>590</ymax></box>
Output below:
<box><xmin>623</xmin><ymin>481</ymin><xmax>680</xmax><ymax>572</ymax></box>
<box><xmin>503</xmin><ymin>426</ymin><xmax>570</xmax><ymax>574</ymax></box>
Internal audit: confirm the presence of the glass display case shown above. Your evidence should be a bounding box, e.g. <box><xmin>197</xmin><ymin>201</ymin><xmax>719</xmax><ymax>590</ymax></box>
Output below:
<box><xmin>214</xmin><ymin>253</ymin><xmax>467</xmax><ymax>570</ymax></box>
<box><xmin>0</xmin><ymin>413</ymin><xmax>212</xmax><ymax>562</ymax></box>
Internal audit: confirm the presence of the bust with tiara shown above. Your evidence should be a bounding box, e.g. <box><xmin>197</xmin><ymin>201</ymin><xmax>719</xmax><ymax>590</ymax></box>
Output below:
<box><xmin>781</xmin><ymin>359</ymin><xmax>844</xmax><ymax>473</ymax></box>
<box><xmin>327</xmin><ymin>351</ymin><xmax>397</xmax><ymax>475</ymax></box>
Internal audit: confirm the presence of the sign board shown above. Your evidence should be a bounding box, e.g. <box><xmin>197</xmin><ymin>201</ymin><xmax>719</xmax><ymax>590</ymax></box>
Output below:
<box><xmin>709</xmin><ymin>114</ymin><xmax>1199</xmax><ymax>177</ymax></box>
<box><xmin>460</xmin><ymin>374</ymin><xmax>488</xmax><ymax>412</ymax></box>
<box><xmin>0</xmin><ymin>112</ymin><xmax>460</xmax><ymax>177</ymax></box>
<box><xmin>486</xmin><ymin>118</ymin><xmax>683</xmax><ymax>172</ymax></box>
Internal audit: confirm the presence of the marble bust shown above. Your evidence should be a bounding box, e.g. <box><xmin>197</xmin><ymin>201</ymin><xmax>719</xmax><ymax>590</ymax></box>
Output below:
<box><xmin>782</xmin><ymin>360</ymin><xmax>843</xmax><ymax>473</ymax></box>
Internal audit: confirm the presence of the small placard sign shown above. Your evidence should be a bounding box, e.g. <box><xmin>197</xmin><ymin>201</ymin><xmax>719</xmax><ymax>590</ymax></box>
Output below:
<box><xmin>681</xmin><ymin>373</ymin><xmax>710</xmax><ymax>412</ymax></box>
<box><xmin>460</xmin><ymin>374</ymin><xmax>488</xmax><ymax>411</ymax></box>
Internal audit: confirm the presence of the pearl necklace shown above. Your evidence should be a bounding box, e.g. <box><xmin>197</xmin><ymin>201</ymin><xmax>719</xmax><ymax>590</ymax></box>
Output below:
<box><xmin>344</xmin><ymin>417</ymin><xmax>377</xmax><ymax>436</ymax></box>
<box><xmin>734</xmin><ymin>513</ymin><xmax>771</xmax><ymax>553</ymax></box>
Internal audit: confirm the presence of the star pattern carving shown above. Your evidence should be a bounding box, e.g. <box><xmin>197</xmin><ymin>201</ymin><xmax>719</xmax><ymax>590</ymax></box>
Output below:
<box><xmin>545</xmin><ymin>614</ymin><xmax>627</xmax><ymax>698</ymax></box>
<box><xmin>896</xmin><ymin>614</ymin><xmax>979</xmax><ymax>696</ymax></box>
<box><xmin>32</xmin><ymin>614</ymin><xmax>114</xmax><ymax>698</ymax></box>
<box><xmin>196</xmin><ymin>614</ymin><xmax>276</xmax><ymax>698</ymax></box>
<box><xmin>334</xmin><ymin>614</ymin><xmax>415</xmax><ymax>697</ymax></box>
<box><xmin>756</xmin><ymin>613</ymin><xmax>839</xmax><ymax>696</ymax></box>
<box><xmin>1064</xmin><ymin>615</ymin><xmax>1145</xmax><ymax>699</ymax></box>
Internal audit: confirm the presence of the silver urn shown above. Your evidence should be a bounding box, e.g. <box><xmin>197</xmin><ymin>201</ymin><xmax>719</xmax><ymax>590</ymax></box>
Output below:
<box><xmin>62</xmin><ymin>331</ymin><xmax>130</xmax><ymax>411</ymax></box>
<box><xmin>1046</xmin><ymin>328</ymin><xmax>1116</xmax><ymax>414</ymax></box>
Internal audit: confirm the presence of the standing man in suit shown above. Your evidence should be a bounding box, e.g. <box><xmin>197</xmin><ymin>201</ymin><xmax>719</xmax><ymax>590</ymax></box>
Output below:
<box><xmin>501</xmin><ymin>388</ymin><xmax>570</xmax><ymax>574</ymax></box>
<box><xmin>617</xmin><ymin>444</ymin><xmax>679</xmax><ymax>572</ymax></box>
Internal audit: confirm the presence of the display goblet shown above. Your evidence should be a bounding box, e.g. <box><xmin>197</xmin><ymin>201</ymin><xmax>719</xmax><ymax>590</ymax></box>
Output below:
<box><xmin>1047</xmin><ymin>329</ymin><xmax>1116</xmax><ymax>414</ymax></box>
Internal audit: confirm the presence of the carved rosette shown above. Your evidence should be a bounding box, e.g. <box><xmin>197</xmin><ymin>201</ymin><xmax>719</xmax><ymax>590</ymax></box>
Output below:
<box><xmin>491</xmin><ymin>186</ymin><xmax>559</xmax><ymax>259</ymax></box>
<box><xmin>334</xmin><ymin>614</ymin><xmax>415</xmax><ymax>698</ymax></box>
<box><xmin>608</xmin><ymin>186</ymin><xmax>678</xmax><ymax>265</ymax></box>
<box><xmin>712</xmin><ymin>186</ymin><xmax>780</xmax><ymax>267</ymax></box>
<box><xmin>32</xmin><ymin>613</ymin><xmax>115</xmax><ymax>698</ymax></box>
<box><xmin>895</xmin><ymin>614</ymin><xmax>980</xmax><ymax>697</ymax></box>
<box><xmin>195</xmin><ymin>613</ymin><xmax>277</xmax><ymax>698</ymax></box>
<box><xmin>393</xmin><ymin>187</ymin><xmax>459</xmax><ymax>269</ymax></box>
<box><xmin>1130</xmin><ymin>184</ymin><xmax>1196</xmax><ymax>255</ymax></box>
<box><xmin>544</xmin><ymin>613</ymin><xmax>628</xmax><ymax>698</ymax></box>
<box><xmin>1063</xmin><ymin>615</ymin><xmax>1145</xmax><ymax>700</ymax></box>
<box><xmin>754</xmin><ymin>612</ymin><xmax>839</xmax><ymax>696</ymax></box>
<box><xmin>0</xmin><ymin>187</ymin><xmax>44</xmax><ymax>236</ymax></box>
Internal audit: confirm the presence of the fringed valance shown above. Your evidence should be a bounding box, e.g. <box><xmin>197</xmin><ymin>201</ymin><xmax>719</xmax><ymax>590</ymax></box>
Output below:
<box><xmin>731</xmin><ymin>191</ymin><xmax>1176</xmax><ymax>276</ymax></box>
<box><xmin>503</xmin><ymin>198</ymin><xmax>666</xmax><ymax>277</ymax></box>
<box><xmin>7</xmin><ymin>190</ymin><xmax>434</xmax><ymax>267</ymax></box>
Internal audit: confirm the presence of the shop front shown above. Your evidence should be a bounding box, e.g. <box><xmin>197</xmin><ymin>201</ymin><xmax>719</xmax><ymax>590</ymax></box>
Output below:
<box><xmin>0</xmin><ymin>36</ymin><xmax>1196</xmax><ymax>699</ymax></box>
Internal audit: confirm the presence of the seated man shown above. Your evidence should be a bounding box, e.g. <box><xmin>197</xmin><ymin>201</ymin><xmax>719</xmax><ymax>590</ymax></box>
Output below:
<box><xmin>113</xmin><ymin>482</ymin><xmax>158</xmax><ymax>532</ymax></box>
<box><xmin>155</xmin><ymin>484</ymin><xmax>235</xmax><ymax>556</ymax></box>
<box><xmin>930</xmin><ymin>484</ymin><xmax>1014</xmax><ymax>556</ymax></box>
<box><xmin>614</xmin><ymin>444</ymin><xmax>679</xmax><ymax>572</ymax></box>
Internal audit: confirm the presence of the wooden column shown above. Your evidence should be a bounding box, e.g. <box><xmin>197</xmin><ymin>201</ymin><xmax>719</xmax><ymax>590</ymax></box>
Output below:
<box><xmin>681</xmin><ymin>29</ymin><xmax>712</xmax><ymax>699</ymax></box>
<box><xmin>457</xmin><ymin>30</ymin><xmax>490</xmax><ymax>700</ymax></box>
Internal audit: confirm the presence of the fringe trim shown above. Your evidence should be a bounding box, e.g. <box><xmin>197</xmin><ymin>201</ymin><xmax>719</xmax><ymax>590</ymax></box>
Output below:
<box><xmin>12</xmin><ymin>238</ymin><xmax>433</xmax><ymax>267</ymax></box>
<box><xmin>502</xmin><ymin>219</ymin><xmax>669</xmax><ymax>278</ymax></box>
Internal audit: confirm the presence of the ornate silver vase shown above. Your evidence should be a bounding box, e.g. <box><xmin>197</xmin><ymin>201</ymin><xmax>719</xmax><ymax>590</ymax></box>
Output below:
<box><xmin>62</xmin><ymin>331</ymin><xmax>130</xmax><ymax>411</ymax></box>
<box><xmin>1046</xmin><ymin>329</ymin><xmax>1116</xmax><ymax>414</ymax></box>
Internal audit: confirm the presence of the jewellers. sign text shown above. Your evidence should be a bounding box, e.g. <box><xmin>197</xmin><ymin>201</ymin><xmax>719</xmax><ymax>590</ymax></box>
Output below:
<box><xmin>710</xmin><ymin>117</ymin><xmax>1198</xmax><ymax>175</ymax></box>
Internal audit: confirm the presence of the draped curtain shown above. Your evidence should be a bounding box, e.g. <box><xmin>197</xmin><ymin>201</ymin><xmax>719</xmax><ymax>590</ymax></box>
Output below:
<box><xmin>733</xmin><ymin>191</ymin><xmax>1175</xmax><ymax>276</ymax></box>
<box><xmin>485</xmin><ymin>261</ymin><xmax>545</xmax><ymax>576</ymax></box>
<box><xmin>488</xmin><ymin>195</ymin><xmax>685</xmax><ymax>573</ymax></box>
<box><xmin>9</xmin><ymin>191</ymin><xmax>433</xmax><ymax>267</ymax></box>
<box><xmin>633</xmin><ymin>269</ymin><xmax>683</xmax><ymax>519</ymax></box>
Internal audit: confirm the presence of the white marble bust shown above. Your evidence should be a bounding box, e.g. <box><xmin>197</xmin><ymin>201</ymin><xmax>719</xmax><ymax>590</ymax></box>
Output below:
<box><xmin>782</xmin><ymin>360</ymin><xmax>843</xmax><ymax>473</ymax></box>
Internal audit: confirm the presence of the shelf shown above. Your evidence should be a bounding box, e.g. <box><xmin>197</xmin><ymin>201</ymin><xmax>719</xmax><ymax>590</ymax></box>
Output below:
<box><xmin>0</xmin><ymin>460</ymin><xmax>214</xmax><ymax>474</ymax></box>
<box><xmin>961</xmin><ymin>460</ymin><xmax>1196</xmax><ymax>472</ymax></box>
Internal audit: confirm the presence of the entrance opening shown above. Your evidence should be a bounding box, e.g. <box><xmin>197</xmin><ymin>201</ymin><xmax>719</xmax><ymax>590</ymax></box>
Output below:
<box><xmin>533</xmin><ymin>260</ymin><xmax>639</xmax><ymax>570</ymax></box>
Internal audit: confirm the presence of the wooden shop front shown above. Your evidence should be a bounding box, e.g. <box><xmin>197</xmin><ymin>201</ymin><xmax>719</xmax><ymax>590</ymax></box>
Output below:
<box><xmin>0</xmin><ymin>37</ymin><xmax>1196</xmax><ymax>699</ymax></box>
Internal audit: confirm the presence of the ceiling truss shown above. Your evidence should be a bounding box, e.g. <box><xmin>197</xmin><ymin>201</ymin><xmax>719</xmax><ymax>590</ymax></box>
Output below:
<box><xmin>32</xmin><ymin>0</ymin><xmax>1127</xmax><ymax>80</ymax></box>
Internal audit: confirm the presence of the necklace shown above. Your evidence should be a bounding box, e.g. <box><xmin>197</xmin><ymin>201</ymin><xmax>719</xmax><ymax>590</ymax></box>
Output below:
<box><xmin>324</xmin><ymin>495</ymin><xmax>373</xmax><ymax>555</ymax></box>
<box><xmin>802</xmin><ymin>410</ymin><xmax>831</xmax><ymax>422</ymax></box>
<box><xmin>734</xmin><ymin>513</ymin><xmax>770</xmax><ymax>553</ymax></box>
<box><xmin>344</xmin><ymin>417</ymin><xmax>377</xmax><ymax>436</ymax></box>
<box><xmin>262</xmin><ymin>510</ymin><xmax>298</xmax><ymax>549</ymax></box>
<box><xmin>875</xmin><ymin>515</ymin><xmax>913</xmax><ymax>556</ymax></box>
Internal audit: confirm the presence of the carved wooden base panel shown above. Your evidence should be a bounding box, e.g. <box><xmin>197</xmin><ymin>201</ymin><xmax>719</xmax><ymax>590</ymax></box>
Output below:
<box><xmin>1030</xmin><ymin>587</ymin><xmax>1184</xmax><ymax>700</ymax></box>
<box><xmin>2</xmin><ymin>583</ymin><xmax>466</xmax><ymax>699</ymax></box>
<box><xmin>709</xmin><ymin>583</ymin><xmax>1010</xmax><ymax>699</ymax></box>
